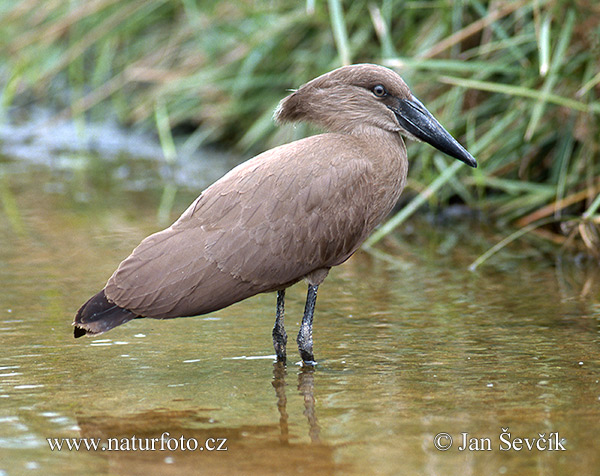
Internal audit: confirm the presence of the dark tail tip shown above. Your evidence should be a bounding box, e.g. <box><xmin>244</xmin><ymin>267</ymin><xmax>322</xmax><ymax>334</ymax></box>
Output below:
<box><xmin>73</xmin><ymin>289</ymin><xmax>137</xmax><ymax>338</ymax></box>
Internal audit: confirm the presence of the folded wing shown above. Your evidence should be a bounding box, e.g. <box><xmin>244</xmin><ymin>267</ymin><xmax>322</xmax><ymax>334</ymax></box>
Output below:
<box><xmin>105</xmin><ymin>134</ymin><xmax>377</xmax><ymax>318</ymax></box>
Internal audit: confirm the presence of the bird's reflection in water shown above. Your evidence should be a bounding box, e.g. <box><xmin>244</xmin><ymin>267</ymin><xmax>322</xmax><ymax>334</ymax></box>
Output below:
<box><xmin>272</xmin><ymin>361</ymin><xmax>320</xmax><ymax>444</ymax></box>
<box><xmin>271</xmin><ymin>361</ymin><xmax>289</xmax><ymax>445</ymax></box>
<box><xmin>72</xmin><ymin>364</ymin><xmax>335</xmax><ymax>475</ymax></box>
<box><xmin>298</xmin><ymin>367</ymin><xmax>321</xmax><ymax>443</ymax></box>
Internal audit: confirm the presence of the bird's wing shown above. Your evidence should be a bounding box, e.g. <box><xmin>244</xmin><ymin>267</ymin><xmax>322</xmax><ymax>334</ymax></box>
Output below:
<box><xmin>105</xmin><ymin>134</ymin><xmax>377</xmax><ymax>318</ymax></box>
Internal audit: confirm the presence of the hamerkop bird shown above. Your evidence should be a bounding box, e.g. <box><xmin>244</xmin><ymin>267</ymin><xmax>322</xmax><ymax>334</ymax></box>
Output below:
<box><xmin>74</xmin><ymin>64</ymin><xmax>476</xmax><ymax>365</ymax></box>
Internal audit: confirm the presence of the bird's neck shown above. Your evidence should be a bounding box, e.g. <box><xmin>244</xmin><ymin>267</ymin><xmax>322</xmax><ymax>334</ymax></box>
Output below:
<box><xmin>349</xmin><ymin>127</ymin><xmax>408</xmax><ymax>227</ymax></box>
<box><xmin>348</xmin><ymin>126</ymin><xmax>407</xmax><ymax>167</ymax></box>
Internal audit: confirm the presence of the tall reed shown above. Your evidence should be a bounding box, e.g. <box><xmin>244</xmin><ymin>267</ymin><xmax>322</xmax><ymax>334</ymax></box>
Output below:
<box><xmin>1</xmin><ymin>0</ymin><xmax>599</xmax><ymax>260</ymax></box>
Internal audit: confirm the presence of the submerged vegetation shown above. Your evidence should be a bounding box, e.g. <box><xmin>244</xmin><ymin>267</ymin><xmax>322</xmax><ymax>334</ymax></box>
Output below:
<box><xmin>0</xmin><ymin>0</ymin><xmax>599</xmax><ymax>263</ymax></box>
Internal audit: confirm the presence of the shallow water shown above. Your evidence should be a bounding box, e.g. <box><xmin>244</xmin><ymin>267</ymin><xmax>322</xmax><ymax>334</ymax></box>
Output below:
<box><xmin>1</xmin><ymin>143</ymin><xmax>599</xmax><ymax>476</ymax></box>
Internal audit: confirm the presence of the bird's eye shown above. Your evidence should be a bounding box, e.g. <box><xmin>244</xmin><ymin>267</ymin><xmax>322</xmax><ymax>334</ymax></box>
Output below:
<box><xmin>372</xmin><ymin>85</ymin><xmax>387</xmax><ymax>97</ymax></box>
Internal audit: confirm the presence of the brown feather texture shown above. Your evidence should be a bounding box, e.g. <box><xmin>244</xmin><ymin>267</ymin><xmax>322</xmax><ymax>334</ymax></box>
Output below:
<box><xmin>74</xmin><ymin>64</ymin><xmax>476</xmax><ymax>364</ymax></box>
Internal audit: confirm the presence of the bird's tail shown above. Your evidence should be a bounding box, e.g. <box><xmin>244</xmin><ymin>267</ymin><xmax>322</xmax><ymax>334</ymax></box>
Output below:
<box><xmin>73</xmin><ymin>289</ymin><xmax>137</xmax><ymax>338</ymax></box>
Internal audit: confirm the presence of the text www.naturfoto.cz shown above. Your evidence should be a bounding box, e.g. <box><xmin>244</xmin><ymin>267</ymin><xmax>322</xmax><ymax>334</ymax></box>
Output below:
<box><xmin>46</xmin><ymin>433</ymin><xmax>228</xmax><ymax>452</ymax></box>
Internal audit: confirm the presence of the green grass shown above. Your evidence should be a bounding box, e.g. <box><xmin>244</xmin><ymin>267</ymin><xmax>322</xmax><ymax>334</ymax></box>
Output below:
<box><xmin>1</xmin><ymin>0</ymin><xmax>599</xmax><ymax>261</ymax></box>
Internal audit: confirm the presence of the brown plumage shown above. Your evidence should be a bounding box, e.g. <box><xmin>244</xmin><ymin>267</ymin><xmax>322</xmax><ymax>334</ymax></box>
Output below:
<box><xmin>74</xmin><ymin>64</ymin><xmax>476</xmax><ymax>365</ymax></box>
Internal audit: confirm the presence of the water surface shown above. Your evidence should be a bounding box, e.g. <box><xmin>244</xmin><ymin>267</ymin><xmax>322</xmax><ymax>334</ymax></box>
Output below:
<box><xmin>1</xmin><ymin>142</ymin><xmax>599</xmax><ymax>476</ymax></box>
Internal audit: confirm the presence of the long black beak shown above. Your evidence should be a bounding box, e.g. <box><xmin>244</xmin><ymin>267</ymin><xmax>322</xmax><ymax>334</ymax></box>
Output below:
<box><xmin>391</xmin><ymin>97</ymin><xmax>477</xmax><ymax>168</ymax></box>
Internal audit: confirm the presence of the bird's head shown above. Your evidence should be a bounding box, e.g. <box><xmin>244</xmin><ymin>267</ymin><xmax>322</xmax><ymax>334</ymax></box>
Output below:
<box><xmin>275</xmin><ymin>64</ymin><xmax>476</xmax><ymax>168</ymax></box>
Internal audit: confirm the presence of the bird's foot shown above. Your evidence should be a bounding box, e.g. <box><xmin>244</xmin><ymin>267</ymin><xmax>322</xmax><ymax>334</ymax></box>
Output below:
<box><xmin>299</xmin><ymin>348</ymin><xmax>317</xmax><ymax>367</ymax></box>
<box><xmin>274</xmin><ymin>346</ymin><xmax>287</xmax><ymax>363</ymax></box>
<box><xmin>273</xmin><ymin>328</ymin><xmax>287</xmax><ymax>363</ymax></box>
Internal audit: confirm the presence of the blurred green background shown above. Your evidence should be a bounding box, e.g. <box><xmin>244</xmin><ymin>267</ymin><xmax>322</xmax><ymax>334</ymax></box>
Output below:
<box><xmin>1</xmin><ymin>0</ymin><xmax>599</xmax><ymax>260</ymax></box>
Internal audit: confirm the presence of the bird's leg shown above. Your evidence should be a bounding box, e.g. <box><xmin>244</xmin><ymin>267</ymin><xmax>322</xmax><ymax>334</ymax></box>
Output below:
<box><xmin>272</xmin><ymin>290</ymin><xmax>287</xmax><ymax>362</ymax></box>
<box><xmin>297</xmin><ymin>284</ymin><xmax>319</xmax><ymax>366</ymax></box>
